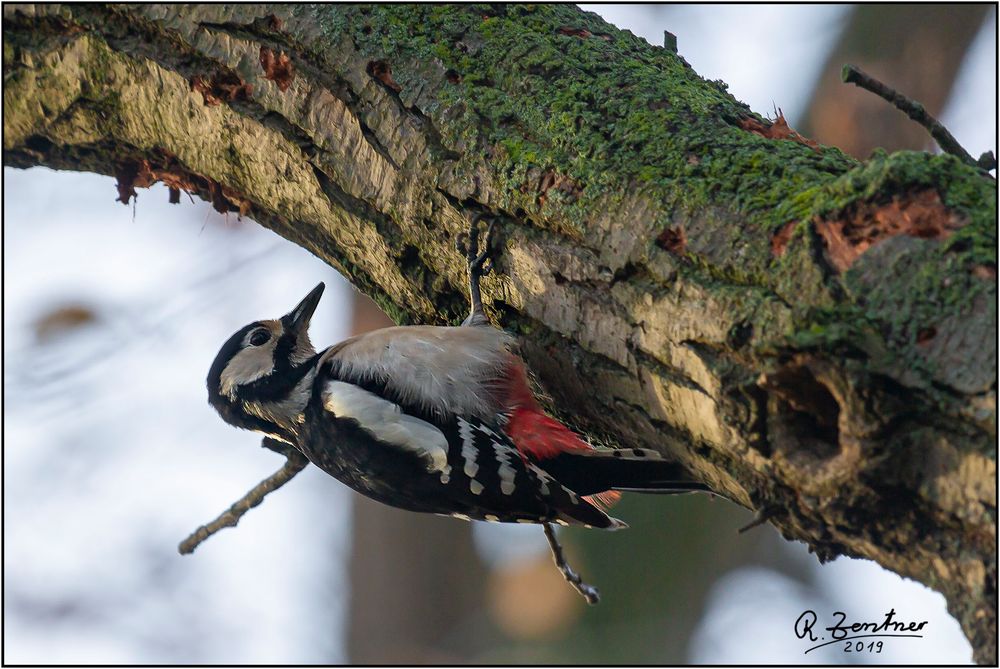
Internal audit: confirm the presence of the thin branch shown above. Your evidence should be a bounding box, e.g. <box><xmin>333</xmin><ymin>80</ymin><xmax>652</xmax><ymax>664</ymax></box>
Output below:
<box><xmin>738</xmin><ymin>506</ymin><xmax>778</xmax><ymax>534</ymax></box>
<box><xmin>542</xmin><ymin>522</ymin><xmax>600</xmax><ymax>605</ymax></box>
<box><xmin>841</xmin><ymin>64</ymin><xmax>979</xmax><ymax>169</ymax></box>
<box><xmin>178</xmin><ymin>448</ymin><xmax>310</xmax><ymax>555</ymax></box>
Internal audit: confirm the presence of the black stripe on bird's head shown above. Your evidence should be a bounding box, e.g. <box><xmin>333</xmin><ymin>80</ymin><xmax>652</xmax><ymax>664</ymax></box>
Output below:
<box><xmin>206</xmin><ymin>283</ymin><xmax>325</xmax><ymax>433</ymax></box>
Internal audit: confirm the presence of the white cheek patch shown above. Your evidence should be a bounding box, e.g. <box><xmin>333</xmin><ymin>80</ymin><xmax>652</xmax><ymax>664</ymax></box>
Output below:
<box><xmin>322</xmin><ymin>380</ymin><xmax>450</xmax><ymax>474</ymax></box>
<box><xmin>219</xmin><ymin>341</ymin><xmax>277</xmax><ymax>398</ymax></box>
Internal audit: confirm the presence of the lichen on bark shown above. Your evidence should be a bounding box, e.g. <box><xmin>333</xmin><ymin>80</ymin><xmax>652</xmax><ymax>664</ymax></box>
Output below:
<box><xmin>3</xmin><ymin>3</ymin><xmax>995</xmax><ymax>662</ymax></box>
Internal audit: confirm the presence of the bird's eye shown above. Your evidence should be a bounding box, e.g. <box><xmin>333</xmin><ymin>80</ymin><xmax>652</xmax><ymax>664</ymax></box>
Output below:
<box><xmin>249</xmin><ymin>329</ymin><xmax>271</xmax><ymax>347</ymax></box>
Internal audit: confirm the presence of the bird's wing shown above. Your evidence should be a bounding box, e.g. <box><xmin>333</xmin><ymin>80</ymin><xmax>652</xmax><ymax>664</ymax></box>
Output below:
<box><xmin>321</xmin><ymin>325</ymin><xmax>515</xmax><ymax>422</ymax></box>
<box><xmin>318</xmin><ymin>372</ymin><xmax>621</xmax><ymax>528</ymax></box>
<box><xmin>437</xmin><ymin>413</ymin><xmax>624</xmax><ymax>529</ymax></box>
<box><xmin>321</xmin><ymin>325</ymin><xmax>653</xmax><ymax>499</ymax></box>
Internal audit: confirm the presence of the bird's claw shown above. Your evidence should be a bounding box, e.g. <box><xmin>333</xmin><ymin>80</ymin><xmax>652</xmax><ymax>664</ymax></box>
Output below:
<box><xmin>462</xmin><ymin>212</ymin><xmax>497</xmax><ymax>277</ymax></box>
<box><xmin>459</xmin><ymin>212</ymin><xmax>500</xmax><ymax>327</ymax></box>
<box><xmin>455</xmin><ymin>231</ymin><xmax>470</xmax><ymax>257</ymax></box>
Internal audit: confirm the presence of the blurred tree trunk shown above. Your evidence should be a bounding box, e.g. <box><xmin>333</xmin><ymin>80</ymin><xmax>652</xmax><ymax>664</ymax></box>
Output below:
<box><xmin>345</xmin><ymin>294</ymin><xmax>493</xmax><ymax>662</ymax></box>
<box><xmin>541</xmin><ymin>495</ymin><xmax>823</xmax><ymax>663</ymax></box>
<box><xmin>3</xmin><ymin>4</ymin><xmax>995</xmax><ymax>662</ymax></box>
<box><xmin>800</xmin><ymin>4</ymin><xmax>991</xmax><ymax>158</ymax></box>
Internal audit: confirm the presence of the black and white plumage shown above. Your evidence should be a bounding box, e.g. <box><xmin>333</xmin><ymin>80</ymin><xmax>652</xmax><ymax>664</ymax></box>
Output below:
<box><xmin>207</xmin><ymin>285</ymin><xmax>706</xmax><ymax>530</ymax></box>
<box><xmin>205</xmin><ymin>217</ymin><xmax>712</xmax><ymax>601</ymax></box>
<box><xmin>300</xmin><ymin>382</ymin><xmax>623</xmax><ymax>529</ymax></box>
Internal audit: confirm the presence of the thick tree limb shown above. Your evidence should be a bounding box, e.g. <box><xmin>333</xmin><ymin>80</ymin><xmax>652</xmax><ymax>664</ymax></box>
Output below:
<box><xmin>3</xmin><ymin>4</ymin><xmax>995</xmax><ymax>662</ymax></box>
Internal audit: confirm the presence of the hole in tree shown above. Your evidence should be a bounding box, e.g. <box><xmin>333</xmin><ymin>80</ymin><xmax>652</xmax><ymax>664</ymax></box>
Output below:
<box><xmin>767</xmin><ymin>365</ymin><xmax>840</xmax><ymax>460</ymax></box>
<box><xmin>25</xmin><ymin>135</ymin><xmax>54</xmax><ymax>153</ymax></box>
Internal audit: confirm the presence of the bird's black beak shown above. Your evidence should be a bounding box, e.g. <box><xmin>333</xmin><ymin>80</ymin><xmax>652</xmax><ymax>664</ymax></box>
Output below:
<box><xmin>283</xmin><ymin>282</ymin><xmax>325</xmax><ymax>333</ymax></box>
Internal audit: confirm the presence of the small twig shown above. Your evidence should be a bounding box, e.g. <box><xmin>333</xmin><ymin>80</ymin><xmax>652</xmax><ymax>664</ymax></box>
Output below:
<box><xmin>178</xmin><ymin>448</ymin><xmax>309</xmax><ymax>555</ymax></box>
<box><xmin>542</xmin><ymin>523</ymin><xmax>600</xmax><ymax>605</ymax></box>
<box><xmin>737</xmin><ymin>506</ymin><xmax>778</xmax><ymax>534</ymax></box>
<box><xmin>662</xmin><ymin>30</ymin><xmax>677</xmax><ymax>54</ymax></box>
<box><xmin>841</xmin><ymin>64</ymin><xmax>979</xmax><ymax>169</ymax></box>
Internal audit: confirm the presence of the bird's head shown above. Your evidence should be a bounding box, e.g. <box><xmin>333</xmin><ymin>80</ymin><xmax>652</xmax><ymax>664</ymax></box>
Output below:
<box><xmin>206</xmin><ymin>282</ymin><xmax>326</xmax><ymax>442</ymax></box>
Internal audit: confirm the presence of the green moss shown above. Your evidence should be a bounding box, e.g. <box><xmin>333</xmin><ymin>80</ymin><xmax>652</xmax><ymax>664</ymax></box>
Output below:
<box><xmin>17</xmin><ymin>6</ymin><xmax>988</xmax><ymax>353</ymax></box>
<box><xmin>768</xmin><ymin>151</ymin><xmax>995</xmax><ymax>388</ymax></box>
<box><xmin>300</xmin><ymin>4</ymin><xmax>861</xmax><ymax>241</ymax></box>
<box><xmin>775</xmin><ymin>151</ymin><xmax>995</xmax><ymax>235</ymax></box>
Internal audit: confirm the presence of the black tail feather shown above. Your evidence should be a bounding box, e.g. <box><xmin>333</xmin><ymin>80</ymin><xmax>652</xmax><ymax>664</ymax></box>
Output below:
<box><xmin>611</xmin><ymin>487</ymin><xmax>706</xmax><ymax>495</ymax></box>
<box><xmin>536</xmin><ymin>449</ymin><xmax>709</xmax><ymax>497</ymax></box>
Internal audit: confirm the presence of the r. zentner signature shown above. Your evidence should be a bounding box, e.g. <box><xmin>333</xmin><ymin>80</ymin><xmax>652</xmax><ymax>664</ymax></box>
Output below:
<box><xmin>795</xmin><ymin>609</ymin><xmax>928</xmax><ymax>654</ymax></box>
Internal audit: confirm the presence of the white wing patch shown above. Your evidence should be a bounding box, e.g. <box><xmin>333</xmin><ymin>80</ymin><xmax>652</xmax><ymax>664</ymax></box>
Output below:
<box><xmin>457</xmin><ymin>417</ymin><xmax>479</xmax><ymax>478</ymax></box>
<box><xmin>528</xmin><ymin>463</ymin><xmax>553</xmax><ymax>496</ymax></box>
<box><xmin>322</xmin><ymin>380</ymin><xmax>449</xmax><ymax>474</ymax></box>
<box><xmin>492</xmin><ymin>442</ymin><xmax>517</xmax><ymax>495</ymax></box>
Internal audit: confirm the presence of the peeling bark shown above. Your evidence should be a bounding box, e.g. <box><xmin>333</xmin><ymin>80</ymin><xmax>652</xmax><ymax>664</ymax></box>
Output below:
<box><xmin>3</xmin><ymin>4</ymin><xmax>995</xmax><ymax>662</ymax></box>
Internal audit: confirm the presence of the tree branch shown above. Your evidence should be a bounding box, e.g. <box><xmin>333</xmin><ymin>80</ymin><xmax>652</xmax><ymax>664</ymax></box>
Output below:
<box><xmin>178</xmin><ymin>447</ymin><xmax>309</xmax><ymax>555</ymax></box>
<box><xmin>841</xmin><ymin>64</ymin><xmax>980</xmax><ymax>169</ymax></box>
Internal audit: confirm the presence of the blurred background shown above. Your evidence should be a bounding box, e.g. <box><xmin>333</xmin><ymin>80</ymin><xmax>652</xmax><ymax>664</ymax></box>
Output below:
<box><xmin>3</xmin><ymin>4</ymin><xmax>995</xmax><ymax>664</ymax></box>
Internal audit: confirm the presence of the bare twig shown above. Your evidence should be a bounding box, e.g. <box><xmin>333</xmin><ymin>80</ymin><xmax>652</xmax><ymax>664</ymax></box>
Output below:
<box><xmin>178</xmin><ymin>448</ymin><xmax>310</xmax><ymax>555</ymax></box>
<box><xmin>842</xmin><ymin>64</ymin><xmax>980</xmax><ymax>169</ymax></box>
<box><xmin>542</xmin><ymin>523</ymin><xmax>600</xmax><ymax>604</ymax></box>
<box><xmin>738</xmin><ymin>506</ymin><xmax>778</xmax><ymax>534</ymax></box>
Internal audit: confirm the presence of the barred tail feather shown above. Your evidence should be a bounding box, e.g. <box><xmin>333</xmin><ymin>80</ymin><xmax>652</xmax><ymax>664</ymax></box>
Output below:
<box><xmin>584</xmin><ymin>490</ymin><xmax>623</xmax><ymax>510</ymax></box>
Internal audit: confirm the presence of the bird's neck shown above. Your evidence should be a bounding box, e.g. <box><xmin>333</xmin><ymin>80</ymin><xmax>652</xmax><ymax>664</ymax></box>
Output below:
<box><xmin>239</xmin><ymin>353</ymin><xmax>323</xmax><ymax>443</ymax></box>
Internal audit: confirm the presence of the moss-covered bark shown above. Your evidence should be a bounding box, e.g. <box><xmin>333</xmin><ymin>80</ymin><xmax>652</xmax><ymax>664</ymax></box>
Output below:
<box><xmin>3</xmin><ymin>4</ymin><xmax>995</xmax><ymax>661</ymax></box>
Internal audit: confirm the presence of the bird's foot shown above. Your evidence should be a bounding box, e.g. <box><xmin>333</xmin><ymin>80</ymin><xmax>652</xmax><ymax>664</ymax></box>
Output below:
<box><xmin>456</xmin><ymin>212</ymin><xmax>497</xmax><ymax>278</ymax></box>
<box><xmin>457</xmin><ymin>212</ymin><xmax>498</xmax><ymax>327</ymax></box>
<box><xmin>543</xmin><ymin>522</ymin><xmax>601</xmax><ymax>605</ymax></box>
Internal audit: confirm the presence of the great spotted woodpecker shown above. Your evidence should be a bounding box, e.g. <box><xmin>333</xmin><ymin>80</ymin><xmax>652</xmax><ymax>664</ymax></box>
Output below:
<box><xmin>206</xmin><ymin>215</ymin><xmax>710</xmax><ymax>602</ymax></box>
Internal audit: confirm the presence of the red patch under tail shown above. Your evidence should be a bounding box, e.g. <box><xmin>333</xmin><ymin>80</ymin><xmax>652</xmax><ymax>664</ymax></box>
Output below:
<box><xmin>498</xmin><ymin>358</ymin><xmax>624</xmax><ymax>509</ymax></box>
<box><xmin>500</xmin><ymin>358</ymin><xmax>590</xmax><ymax>459</ymax></box>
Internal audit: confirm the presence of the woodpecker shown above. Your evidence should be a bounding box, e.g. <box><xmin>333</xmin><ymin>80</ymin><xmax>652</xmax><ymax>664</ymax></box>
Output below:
<box><xmin>207</xmin><ymin>215</ymin><xmax>710</xmax><ymax>601</ymax></box>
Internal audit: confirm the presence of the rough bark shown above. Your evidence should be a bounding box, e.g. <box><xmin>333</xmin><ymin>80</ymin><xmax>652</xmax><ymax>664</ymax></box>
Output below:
<box><xmin>3</xmin><ymin>4</ymin><xmax>995</xmax><ymax>662</ymax></box>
